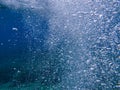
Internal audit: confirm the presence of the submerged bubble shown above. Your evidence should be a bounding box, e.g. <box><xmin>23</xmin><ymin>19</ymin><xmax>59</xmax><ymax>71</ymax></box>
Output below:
<box><xmin>12</xmin><ymin>27</ymin><xmax>18</xmax><ymax>31</ymax></box>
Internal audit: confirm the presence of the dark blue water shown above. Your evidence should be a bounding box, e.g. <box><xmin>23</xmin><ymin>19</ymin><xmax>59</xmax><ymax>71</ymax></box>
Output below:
<box><xmin>0</xmin><ymin>7</ymin><xmax>25</xmax><ymax>82</ymax></box>
<box><xmin>0</xmin><ymin>8</ymin><xmax>27</xmax><ymax>57</ymax></box>
<box><xmin>0</xmin><ymin>6</ymin><xmax>50</xmax><ymax>84</ymax></box>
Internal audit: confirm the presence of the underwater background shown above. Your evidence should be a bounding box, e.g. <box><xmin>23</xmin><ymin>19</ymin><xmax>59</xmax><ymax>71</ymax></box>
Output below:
<box><xmin>0</xmin><ymin>0</ymin><xmax>120</xmax><ymax>90</ymax></box>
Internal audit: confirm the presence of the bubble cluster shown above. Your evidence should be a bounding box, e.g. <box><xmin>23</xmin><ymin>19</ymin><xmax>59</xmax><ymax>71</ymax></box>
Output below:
<box><xmin>0</xmin><ymin>0</ymin><xmax>119</xmax><ymax>90</ymax></box>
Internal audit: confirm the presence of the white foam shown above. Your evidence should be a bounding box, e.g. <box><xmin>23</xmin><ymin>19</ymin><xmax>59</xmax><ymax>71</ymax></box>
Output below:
<box><xmin>0</xmin><ymin>0</ymin><xmax>46</xmax><ymax>9</ymax></box>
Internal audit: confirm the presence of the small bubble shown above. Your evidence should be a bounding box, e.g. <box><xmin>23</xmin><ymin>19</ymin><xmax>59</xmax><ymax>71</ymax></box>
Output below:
<box><xmin>101</xmin><ymin>83</ymin><xmax>106</xmax><ymax>86</ymax></box>
<box><xmin>99</xmin><ymin>14</ymin><xmax>103</xmax><ymax>18</ymax></box>
<box><xmin>0</xmin><ymin>43</ymin><xmax>3</xmax><ymax>46</ymax></box>
<box><xmin>8</xmin><ymin>39</ymin><xmax>11</xmax><ymax>42</ymax></box>
<box><xmin>96</xmin><ymin>80</ymin><xmax>100</xmax><ymax>82</ymax></box>
<box><xmin>17</xmin><ymin>70</ymin><xmax>21</xmax><ymax>73</ymax></box>
<box><xmin>90</xmin><ymin>67</ymin><xmax>94</xmax><ymax>70</ymax></box>
<box><xmin>12</xmin><ymin>27</ymin><xmax>18</xmax><ymax>31</ymax></box>
<box><xmin>68</xmin><ymin>51</ymin><xmax>72</xmax><ymax>54</ymax></box>
<box><xmin>117</xmin><ymin>44</ymin><xmax>120</xmax><ymax>50</ymax></box>
<box><xmin>13</xmin><ymin>68</ymin><xmax>16</xmax><ymax>70</ymax></box>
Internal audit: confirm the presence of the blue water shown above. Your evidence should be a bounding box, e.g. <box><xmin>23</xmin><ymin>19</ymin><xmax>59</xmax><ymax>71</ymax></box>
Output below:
<box><xmin>0</xmin><ymin>6</ymin><xmax>50</xmax><ymax>84</ymax></box>
<box><xmin>0</xmin><ymin>8</ymin><xmax>25</xmax><ymax>85</ymax></box>
<box><xmin>0</xmin><ymin>1</ymin><xmax>120</xmax><ymax>90</ymax></box>
<box><xmin>0</xmin><ymin>8</ymin><xmax>27</xmax><ymax>57</ymax></box>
